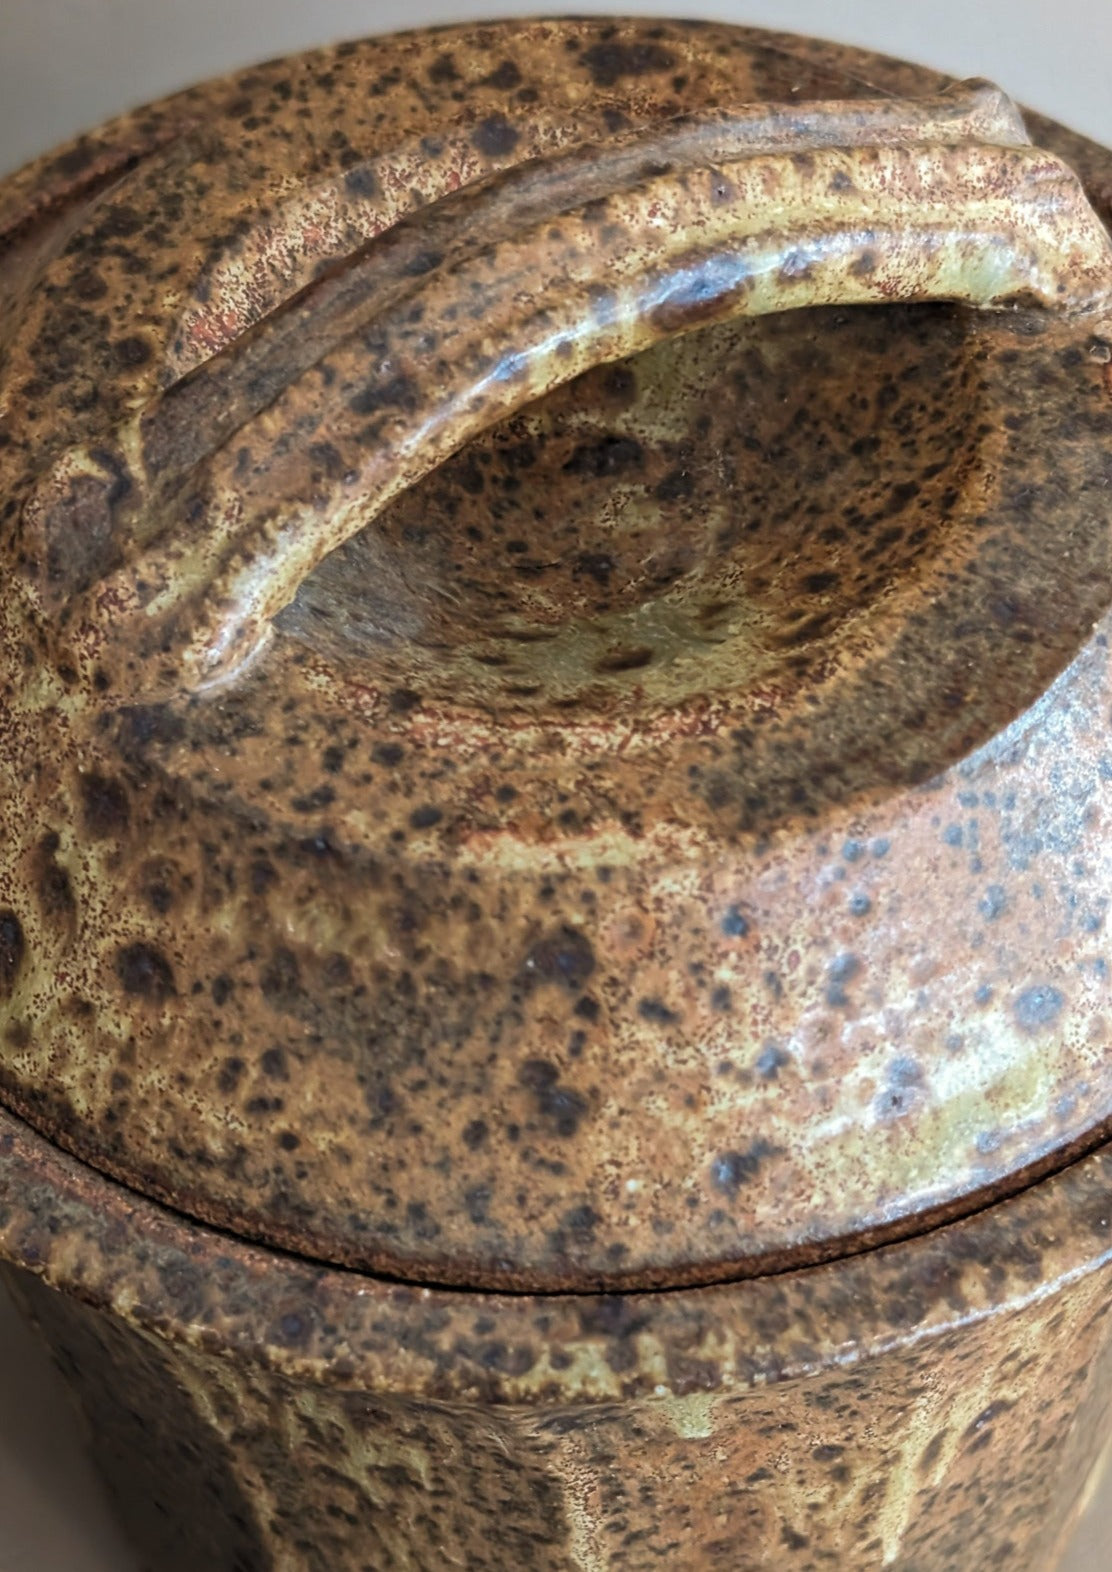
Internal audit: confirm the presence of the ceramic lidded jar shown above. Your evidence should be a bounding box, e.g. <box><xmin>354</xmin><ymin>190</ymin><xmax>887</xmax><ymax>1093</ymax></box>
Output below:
<box><xmin>1</xmin><ymin>17</ymin><xmax>1112</xmax><ymax>1571</ymax></box>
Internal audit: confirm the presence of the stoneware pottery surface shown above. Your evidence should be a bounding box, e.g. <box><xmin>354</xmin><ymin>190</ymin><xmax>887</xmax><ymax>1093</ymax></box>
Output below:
<box><xmin>1</xmin><ymin>16</ymin><xmax>1111</xmax><ymax>1570</ymax></box>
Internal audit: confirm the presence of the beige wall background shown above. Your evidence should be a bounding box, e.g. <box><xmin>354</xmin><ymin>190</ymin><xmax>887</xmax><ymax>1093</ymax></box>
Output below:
<box><xmin>2</xmin><ymin>0</ymin><xmax>1112</xmax><ymax>174</ymax></box>
<box><xmin>1</xmin><ymin>3</ymin><xmax>1111</xmax><ymax>1569</ymax></box>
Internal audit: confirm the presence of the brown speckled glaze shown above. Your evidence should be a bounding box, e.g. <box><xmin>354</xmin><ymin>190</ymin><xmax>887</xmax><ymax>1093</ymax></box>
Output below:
<box><xmin>3</xmin><ymin>1105</ymin><xmax>1112</xmax><ymax>1569</ymax></box>
<box><xmin>2</xmin><ymin>15</ymin><xmax>1112</xmax><ymax>1569</ymax></box>
<box><xmin>2</xmin><ymin>15</ymin><xmax>1112</xmax><ymax>1293</ymax></box>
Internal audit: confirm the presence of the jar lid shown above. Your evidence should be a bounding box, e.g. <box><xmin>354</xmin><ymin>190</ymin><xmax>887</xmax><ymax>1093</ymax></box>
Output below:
<box><xmin>2</xmin><ymin>17</ymin><xmax>1111</xmax><ymax>1291</ymax></box>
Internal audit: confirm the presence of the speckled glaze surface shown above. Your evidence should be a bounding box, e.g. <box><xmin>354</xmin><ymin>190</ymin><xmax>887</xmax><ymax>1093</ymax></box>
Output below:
<box><xmin>3</xmin><ymin>1103</ymin><xmax>1112</xmax><ymax>1569</ymax></box>
<box><xmin>3</xmin><ymin>15</ymin><xmax>1112</xmax><ymax>1570</ymax></box>
<box><xmin>2</xmin><ymin>16</ymin><xmax>1112</xmax><ymax>1293</ymax></box>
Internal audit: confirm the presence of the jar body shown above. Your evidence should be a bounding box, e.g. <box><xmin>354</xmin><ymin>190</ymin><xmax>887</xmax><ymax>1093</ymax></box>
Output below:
<box><xmin>3</xmin><ymin>15</ymin><xmax>1112</xmax><ymax>1569</ymax></box>
<box><xmin>3</xmin><ymin>1112</ymin><xmax>1111</xmax><ymax>1572</ymax></box>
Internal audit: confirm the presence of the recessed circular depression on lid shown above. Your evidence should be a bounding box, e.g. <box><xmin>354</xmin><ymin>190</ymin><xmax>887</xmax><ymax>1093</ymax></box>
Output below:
<box><xmin>1</xmin><ymin>17</ymin><xmax>1112</xmax><ymax>1291</ymax></box>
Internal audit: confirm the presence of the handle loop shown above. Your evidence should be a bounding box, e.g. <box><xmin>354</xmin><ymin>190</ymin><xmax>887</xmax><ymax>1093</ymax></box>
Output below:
<box><xmin>21</xmin><ymin>81</ymin><xmax>1112</xmax><ymax>697</ymax></box>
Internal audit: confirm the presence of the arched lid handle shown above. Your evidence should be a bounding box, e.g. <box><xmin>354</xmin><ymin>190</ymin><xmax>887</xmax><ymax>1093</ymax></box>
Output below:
<box><xmin>20</xmin><ymin>79</ymin><xmax>1112</xmax><ymax>699</ymax></box>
